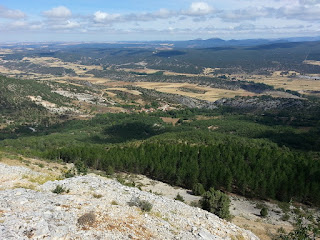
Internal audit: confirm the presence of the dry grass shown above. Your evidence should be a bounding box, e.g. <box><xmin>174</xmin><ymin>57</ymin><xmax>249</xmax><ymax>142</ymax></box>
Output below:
<box><xmin>303</xmin><ymin>60</ymin><xmax>320</xmax><ymax>66</ymax></box>
<box><xmin>122</xmin><ymin>68</ymin><xmax>159</xmax><ymax>74</ymax></box>
<box><xmin>26</xmin><ymin>175</ymin><xmax>59</xmax><ymax>185</ymax></box>
<box><xmin>22</xmin><ymin>57</ymin><xmax>103</xmax><ymax>75</ymax></box>
<box><xmin>107</xmin><ymin>87</ymin><xmax>142</xmax><ymax>95</ymax></box>
<box><xmin>196</xmin><ymin>115</ymin><xmax>221</xmax><ymax>120</ymax></box>
<box><xmin>0</xmin><ymin>49</ymin><xmax>13</xmax><ymax>54</ymax></box>
<box><xmin>160</xmin><ymin>117</ymin><xmax>180</xmax><ymax>126</ymax></box>
<box><xmin>121</xmin><ymin>67</ymin><xmax>199</xmax><ymax>77</ymax></box>
<box><xmin>87</xmin><ymin>212</ymin><xmax>154</xmax><ymax>239</ymax></box>
<box><xmin>1</xmin><ymin>153</ymin><xmax>66</xmax><ymax>176</ymax></box>
<box><xmin>133</xmin><ymin>82</ymin><xmax>255</xmax><ymax>101</ymax></box>
<box><xmin>245</xmin><ymin>74</ymin><xmax>320</xmax><ymax>93</ymax></box>
<box><xmin>232</xmin><ymin>216</ymin><xmax>292</xmax><ymax>240</ymax></box>
<box><xmin>202</xmin><ymin>67</ymin><xmax>221</xmax><ymax>75</ymax></box>
<box><xmin>0</xmin><ymin>65</ymin><xmax>24</xmax><ymax>75</ymax></box>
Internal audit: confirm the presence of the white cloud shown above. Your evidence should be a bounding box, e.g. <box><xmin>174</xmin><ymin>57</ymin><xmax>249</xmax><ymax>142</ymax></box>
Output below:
<box><xmin>182</xmin><ymin>2</ymin><xmax>215</xmax><ymax>16</ymax></box>
<box><xmin>234</xmin><ymin>23</ymin><xmax>256</xmax><ymax>30</ymax></box>
<box><xmin>299</xmin><ymin>0</ymin><xmax>320</xmax><ymax>6</ymax></box>
<box><xmin>2</xmin><ymin>1</ymin><xmax>320</xmax><ymax>41</ymax></box>
<box><xmin>50</xmin><ymin>20</ymin><xmax>80</xmax><ymax>30</ymax></box>
<box><xmin>0</xmin><ymin>5</ymin><xmax>26</xmax><ymax>19</ymax></box>
<box><xmin>152</xmin><ymin>8</ymin><xmax>172</xmax><ymax>18</ymax></box>
<box><xmin>93</xmin><ymin>11</ymin><xmax>121</xmax><ymax>23</ymax></box>
<box><xmin>43</xmin><ymin>6</ymin><xmax>72</xmax><ymax>19</ymax></box>
<box><xmin>9</xmin><ymin>20</ymin><xmax>28</xmax><ymax>28</ymax></box>
<box><xmin>92</xmin><ymin>2</ymin><xmax>217</xmax><ymax>26</ymax></box>
<box><xmin>221</xmin><ymin>7</ymin><xmax>273</xmax><ymax>21</ymax></box>
<box><xmin>190</xmin><ymin>2</ymin><xmax>213</xmax><ymax>14</ymax></box>
<box><xmin>279</xmin><ymin>1</ymin><xmax>320</xmax><ymax>20</ymax></box>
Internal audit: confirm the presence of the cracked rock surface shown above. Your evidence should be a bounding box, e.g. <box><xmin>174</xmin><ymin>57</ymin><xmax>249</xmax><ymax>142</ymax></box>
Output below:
<box><xmin>0</xmin><ymin>163</ymin><xmax>259</xmax><ymax>240</ymax></box>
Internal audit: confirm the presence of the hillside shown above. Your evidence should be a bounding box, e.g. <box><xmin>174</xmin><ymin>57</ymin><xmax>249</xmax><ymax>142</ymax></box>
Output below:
<box><xmin>0</xmin><ymin>160</ymin><xmax>258</xmax><ymax>240</ymax></box>
<box><xmin>1</xmin><ymin>40</ymin><xmax>320</xmax><ymax>240</ymax></box>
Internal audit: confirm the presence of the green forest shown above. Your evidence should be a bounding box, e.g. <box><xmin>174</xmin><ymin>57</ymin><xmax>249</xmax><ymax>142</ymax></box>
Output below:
<box><xmin>1</xmin><ymin>95</ymin><xmax>320</xmax><ymax>206</ymax></box>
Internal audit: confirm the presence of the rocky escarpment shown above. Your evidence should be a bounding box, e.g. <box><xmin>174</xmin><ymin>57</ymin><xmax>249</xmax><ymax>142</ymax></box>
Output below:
<box><xmin>214</xmin><ymin>96</ymin><xmax>305</xmax><ymax>111</ymax></box>
<box><xmin>0</xmin><ymin>163</ymin><xmax>259</xmax><ymax>240</ymax></box>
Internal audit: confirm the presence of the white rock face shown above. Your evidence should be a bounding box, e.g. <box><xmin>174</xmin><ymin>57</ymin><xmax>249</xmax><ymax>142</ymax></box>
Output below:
<box><xmin>0</xmin><ymin>170</ymin><xmax>259</xmax><ymax>239</ymax></box>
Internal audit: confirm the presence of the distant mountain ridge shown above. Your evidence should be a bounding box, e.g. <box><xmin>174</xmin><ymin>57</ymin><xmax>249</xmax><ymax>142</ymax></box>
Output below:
<box><xmin>1</xmin><ymin>36</ymin><xmax>320</xmax><ymax>49</ymax></box>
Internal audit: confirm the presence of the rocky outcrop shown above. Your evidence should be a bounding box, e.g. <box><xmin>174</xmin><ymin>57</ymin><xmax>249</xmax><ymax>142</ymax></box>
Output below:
<box><xmin>214</xmin><ymin>96</ymin><xmax>305</xmax><ymax>111</ymax></box>
<box><xmin>0</xmin><ymin>165</ymin><xmax>259</xmax><ymax>240</ymax></box>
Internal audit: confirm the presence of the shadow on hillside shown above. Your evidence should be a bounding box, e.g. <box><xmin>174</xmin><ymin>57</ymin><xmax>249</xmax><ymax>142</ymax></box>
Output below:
<box><xmin>90</xmin><ymin>121</ymin><xmax>166</xmax><ymax>144</ymax></box>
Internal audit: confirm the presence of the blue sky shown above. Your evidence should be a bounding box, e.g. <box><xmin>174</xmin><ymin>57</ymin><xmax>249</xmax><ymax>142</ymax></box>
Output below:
<box><xmin>0</xmin><ymin>0</ymin><xmax>320</xmax><ymax>42</ymax></box>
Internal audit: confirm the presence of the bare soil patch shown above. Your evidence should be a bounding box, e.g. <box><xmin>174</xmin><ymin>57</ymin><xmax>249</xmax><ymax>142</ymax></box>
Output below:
<box><xmin>160</xmin><ymin>117</ymin><xmax>180</xmax><ymax>126</ymax></box>
<box><xmin>107</xmin><ymin>87</ymin><xmax>142</xmax><ymax>96</ymax></box>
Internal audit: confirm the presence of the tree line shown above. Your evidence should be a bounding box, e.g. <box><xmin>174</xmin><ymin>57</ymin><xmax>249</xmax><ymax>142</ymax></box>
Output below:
<box><xmin>44</xmin><ymin>140</ymin><xmax>320</xmax><ymax>206</ymax></box>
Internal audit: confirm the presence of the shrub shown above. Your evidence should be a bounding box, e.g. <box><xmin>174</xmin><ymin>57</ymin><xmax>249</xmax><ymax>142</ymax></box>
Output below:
<box><xmin>200</xmin><ymin>187</ymin><xmax>231</xmax><ymax>220</ymax></box>
<box><xmin>260</xmin><ymin>207</ymin><xmax>268</xmax><ymax>217</ymax></box>
<box><xmin>139</xmin><ymin>200</ymin><xmax>153</xmax><ymax>212</ymax></box>
<box><xmin>277</xmin><ymin>201</ymin><xmax>290</xmax><ymax>214</ymax></box>
<box><xmin>128</xmin><ymin>196</ymin><xmax>152</xmax><ymax>212</ymax></box>
<box><xmin>105</xmin><ymin>165</ymin><xmax>114</xmax><ymax>175</ymax></box>
<box><xmin>111</xmin><ymin>200</ymin><xmax>118</xmax><ymax>205</ymax></box>
<box><xmin>190</xmin><ymin>200</ymin><xmax>201</xmax><ymax>208</ymax></box>
<box><xmin>281</xmin><ymin>213</ymin><xmax>290</xmax><ymax>221</ymax></box>
<box><xmin>192</xmin><ymin>183</ymin><xmax>205</xmax><ymax>196</ymax></box>
<box><xmin>52</xmin><ymin>184</ymin><xmax>69</xmax><ymax>194</ymax></box>
<box><xmin>75</xmin><ymin>161</ymin><xmax>87</xmax><ymax>175</ymax></box>
<box><xmin>93</xmin><ymin>193</ymin><xmax>103</xmax><ymax>198</ymax></box>
<box><xmin>274</xmin><ymin>217</ymin><xmax>320</xmax><ymax>240</ymax></box>
<box><xmin>64</xmin><ymin>169</ymin><xmax>76</xmax><ymax>178</ymax></box>
<box><xmin>77</xmin><ymin>212</ymin><xmax>96</xmax><ymax>227</ymax></box>
<box><xmin>175</xmin><ymin>193</ymin><xmax>185</xmax><ymax>202</ymax></box>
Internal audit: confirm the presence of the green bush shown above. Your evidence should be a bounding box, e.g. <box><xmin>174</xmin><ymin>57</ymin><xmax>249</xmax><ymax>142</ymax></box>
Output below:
<box><xmin>64</xmin><ymin>169</ymin><xmax>76</xmax><ymax>178</ymax></box>
<box><xmin>52</xmin><ymin>184</ymin><xmax>69</xmax><ymax>194</ymax></box>
<box><xmin>128</xmin><ymin>197</ymin><xmax>152</xmax><ymax>212</ymax></box>
<box><xmin>105</xmin><ymin>165</ymin><xmax>114</xmax><ymax>175</ymax></box>
<box><xmin>260</xmin><ymin>207</ymin><xmax>268</xmax><ymax>217</ymax></box>
<box><xmin>274</xmin><ymin>218</ymin><xmax>320</xmax><ymax>240</ymax></box>
<box><xmin>175</xmin><ymin>193</ymin><xmax>185</xmax><ymax>202</ymax></box>
<box><xmin>75</xmin><ymin>161</ymin><xmax>88</xmax><ymax>175</ymax></box>
<box><xmin>139</xmin><ymin>200</ymin><xmax>153</xmax><ymax>212</ymax></box>
<box><xmin>200</xmin><ymin>188</ymin><xmax>231</xmax><ymax>220</ymax></box>
<box><xmin>192</xmin><ymin>183</ymin><xmax>205</xmax><ymax>196</ymax></box>
<box><xmin>281</xmin><ymin>213</ymin><xmax>290</xmax><ymax>221</ymax></box>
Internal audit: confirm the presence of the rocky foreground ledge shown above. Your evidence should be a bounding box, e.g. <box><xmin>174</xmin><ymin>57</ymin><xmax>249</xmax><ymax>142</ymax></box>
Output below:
<box><xmin>0</xmin><ymin>163</ymin><xmax>258</xmax><ymax>240</ymax></box>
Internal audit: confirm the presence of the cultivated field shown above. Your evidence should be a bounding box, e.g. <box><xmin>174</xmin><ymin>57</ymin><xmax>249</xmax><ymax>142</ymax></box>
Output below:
<box><xmin>245</xmin><ymin>73</ymin><xmax>320</xmax><ymax>94</ymax></box>
<box><xmin>133</xmin><ymin>82</ymin><xmax>255</xmax><ymax>101</ymax></box>
<box><xmin>22</xmin><ymin>57</ymin><xmax>103</xmax><ymax>75</ymax></box>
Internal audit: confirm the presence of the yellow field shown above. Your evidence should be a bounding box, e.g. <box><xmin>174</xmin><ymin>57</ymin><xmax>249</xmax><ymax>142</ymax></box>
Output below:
<box><xmin>0</xmin><ymin>49</ymin><xmax>13</xmax><ymax>54</ymax></box>
<box><xmin>303</xmin><ymin>60</ymin><xmax>320</xmax><ymax>66</ymax></box>
<box><xmin>0</xmin><ymin>65</ymin><xmax>23</xmax><ymax>75</ymax></box>
<box><xmin>246</xmin><ymin>74</ymin><xmax>320</xmax><ymax>93</ymax></box>
<box><xmin>107</xmin><ymin>87</ymin><xmax>142</xmax><ymax>95</ymax></box>
<box><xmin>133</xmin><ymin>82</ymin><xmax>255</xmax><ymax>101</ymax></box>
<box><xmin>22</xmin><ymin>57</ymin><xmax>103</xmax><ymax>75</ymax></box>
<box><xmin>160</xmin><ymin>117</ymin><xmax>180</xmax><ymax>125</ymax></box>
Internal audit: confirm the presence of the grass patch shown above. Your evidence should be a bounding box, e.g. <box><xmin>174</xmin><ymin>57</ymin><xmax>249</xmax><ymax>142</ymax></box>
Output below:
<box><xmin>111</xmin><ymin>200</ymin><xmax>119</xmax><ymax>205</ymax></box>
<box><xmin>93</xmin><ymin>193</ymin><xmax>103</xmax><ymax>198</ymax></box>
<box><xmin>28</xmin><ymin>175</ymin><xmax>59</xmax><ymax>185</ymax></box>
<box><xmin>52</xmin><ymin>184</ymin><xmax>70</xmax><ymax>194</ymax></box>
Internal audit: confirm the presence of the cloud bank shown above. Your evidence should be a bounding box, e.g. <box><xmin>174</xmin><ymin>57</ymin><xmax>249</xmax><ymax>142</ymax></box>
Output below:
<box><xmin>1</xmin><ymin>1</ymin><xmax>319</xmax><ymax>41</ymax></box>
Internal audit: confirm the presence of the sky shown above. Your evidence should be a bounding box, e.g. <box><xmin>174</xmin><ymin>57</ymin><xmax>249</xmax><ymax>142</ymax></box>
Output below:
<box><xmin>0</xmin><ymin>0</ymin><xmax>320</xmax><ymax>42</ymax></box>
